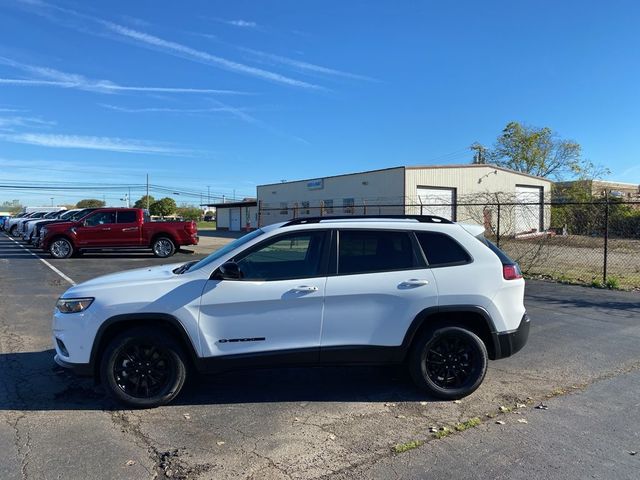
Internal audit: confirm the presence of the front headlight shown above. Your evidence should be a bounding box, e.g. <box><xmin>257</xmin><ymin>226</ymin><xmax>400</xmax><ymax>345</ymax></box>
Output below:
<box><xmin>56</xmin><ymin>297</ymin><xmax>94</xmax><ymax>314</ymax></box>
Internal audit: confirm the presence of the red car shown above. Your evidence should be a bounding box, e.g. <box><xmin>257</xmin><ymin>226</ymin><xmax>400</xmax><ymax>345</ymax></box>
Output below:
<box><xmin>40</xmin><ymin>208</ymin><xmax>198</xmax><ymax>258</ymax></box>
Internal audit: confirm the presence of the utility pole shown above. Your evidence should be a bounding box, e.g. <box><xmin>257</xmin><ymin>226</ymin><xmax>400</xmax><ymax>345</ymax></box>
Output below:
<box><xmin>50</xmin><ymin>197</ymin><xmax>54</xmax><ymax>206</ymax></box>
<box><xmin>207</xmin><ymin>185</ymin><xmax>210</xmax><ymax>204</ymax></box>
<box><xmin>146</xmin><ymin>174</ymin><xmax>150</xmax><ymax>210</ymax></box>
<box><xmin>128</xmin><ymin>186</ymin><xmax>131</xmax><ymax>208</ymax></box>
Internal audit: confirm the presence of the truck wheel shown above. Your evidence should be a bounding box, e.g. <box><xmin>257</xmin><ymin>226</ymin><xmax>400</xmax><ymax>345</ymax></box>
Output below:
<box><xmin>409</xmin><ymin>326</ymin><xmax>488</xmax><ymax>400</ymax></box>
<box><xmin>152</xmin><ymin>236</ymin><xmax>176</xmax><ymax>258</ymax></box>
<box><xmin>9</xmin><ymin>225</ymin><xmax>18</xmax><ymax>236</ymax></box>
<box><xmin>49</xmin><ymin>238</ymin><xmax>74</xmax><ymax>259</ymax></box>
<box><xmin>100</xmin><ymin>327</ymin><xmax>187</xmax><ymax>408</ymax></box>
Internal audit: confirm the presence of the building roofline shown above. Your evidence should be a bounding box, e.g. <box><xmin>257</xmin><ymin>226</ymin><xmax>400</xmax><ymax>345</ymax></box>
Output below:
<box><xmin>404</xmin><ymin>164</ymin><xmax>552</xmax><ymax>182</ymax></box>
<box><xmin>257</xmin><ymin>166</ymin><xmax>406</xmax><ymax>188</ymax></box>
<box><xmin>257</xmin><ymin>164</ymin><xmax>552</xmax><ymax>188</ymax></box>
<box><xmin>202</xmin><ymin>201</ymin><xmax>257</xmax><ymax>208</ymax></box>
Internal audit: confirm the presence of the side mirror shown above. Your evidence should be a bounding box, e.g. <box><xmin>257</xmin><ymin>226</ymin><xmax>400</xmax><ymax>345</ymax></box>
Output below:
<box><xmin>214</xmin><ymin>261</ymin><xmax>241</xmax><ymax>280</ymax></box>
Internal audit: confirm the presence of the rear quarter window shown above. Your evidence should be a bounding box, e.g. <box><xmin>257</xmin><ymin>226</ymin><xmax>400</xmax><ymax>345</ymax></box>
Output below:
<box><xmin>415</xmin><ymin>231</ymin><xmax>472</xmax><ymax>267</ymax></box>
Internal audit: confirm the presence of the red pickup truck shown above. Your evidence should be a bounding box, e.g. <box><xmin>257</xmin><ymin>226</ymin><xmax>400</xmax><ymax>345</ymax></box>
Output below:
<box><xmin>40</xmin><ymin>208</ymin><xmax>198</xmax><ymax>259</ymax></box>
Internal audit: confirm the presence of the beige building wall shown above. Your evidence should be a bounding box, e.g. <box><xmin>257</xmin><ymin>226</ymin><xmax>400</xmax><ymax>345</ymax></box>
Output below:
<box><xmin>405</xmin><ymin>165</ymin><xmax>552</xmax><ymax>234</ymax></box>
<box><xmin>258</xmin><ymin>167</ymin><xmax>405</xmax><ymax>226</ymax></box>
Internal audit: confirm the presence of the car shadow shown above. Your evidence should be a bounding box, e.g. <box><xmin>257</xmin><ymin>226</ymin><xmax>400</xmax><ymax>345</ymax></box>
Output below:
<box><xmin>0</xmin><ymin>350</ymin><xmax>432</xmax><ymax>411</ymax></box>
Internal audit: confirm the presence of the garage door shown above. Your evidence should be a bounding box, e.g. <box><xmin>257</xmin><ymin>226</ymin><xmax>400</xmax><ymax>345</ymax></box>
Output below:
<box><xmin>416</xmin><ymin>187</ymin><xmax>455</xmax><ymax>220</ymax></box>
<box><xmin>515</xmin><ymin>185</ymin><xmax>542</xmax><ymax>233</ymax></box>
<box><xmin>230</xmin><ymin>208</ymin><xmax>241</xmax><ymax>231</ymax></box>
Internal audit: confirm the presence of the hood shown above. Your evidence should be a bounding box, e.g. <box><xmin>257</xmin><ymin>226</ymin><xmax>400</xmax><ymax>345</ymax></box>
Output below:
<box><xmin>70</xmin><ymin>262</ymin><xmax>186</xmax><ymax>291</ymax></box>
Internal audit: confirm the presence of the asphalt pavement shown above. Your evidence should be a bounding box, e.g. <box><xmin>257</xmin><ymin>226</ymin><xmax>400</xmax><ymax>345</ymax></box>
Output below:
<box><xmin>0</xmin><ymin>231</ymin><xmax>638</xmax><ymax>479</ymax></box>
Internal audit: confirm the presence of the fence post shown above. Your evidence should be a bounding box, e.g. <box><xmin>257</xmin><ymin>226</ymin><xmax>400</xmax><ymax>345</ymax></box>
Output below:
<box><xmin>496</xmin><ymin>203</ymin><xmax>501</xmax><ymax>247</ymax></box>
<box><xmin>603</xmin><ymin>193</ymin><xmax>609</xmax><ymax>285</ymax></box>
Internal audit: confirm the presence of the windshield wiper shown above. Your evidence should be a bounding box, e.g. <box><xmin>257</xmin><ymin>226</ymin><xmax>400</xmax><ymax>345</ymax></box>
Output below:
<box><xmin>174</xmin><ymin>260</ymin><xmax>198</xmax><ymax>274</ymax></box>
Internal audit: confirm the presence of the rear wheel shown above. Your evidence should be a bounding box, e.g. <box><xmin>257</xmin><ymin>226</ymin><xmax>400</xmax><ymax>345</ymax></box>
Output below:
<box><xmin>49</xmin><ymin>237</ymin><xmax>74</xmax><ymax>259</ymax></box>
<box><xmin>409</xmin><ymin>326</ymin><xmax>488</xmax><ymax>400</ymax></box>
<box><xmin>152</xmin><ymin>236</ymin><xmax>176</xmax><ymax>258</ymax></box>
<box><xmin>100</xmin><ymin>327</ymin><xmax>187</xmax><ymax>408</ymax></box>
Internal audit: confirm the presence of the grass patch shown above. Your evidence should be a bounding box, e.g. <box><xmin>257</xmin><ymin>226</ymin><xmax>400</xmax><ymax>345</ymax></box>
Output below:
<box><xmin>392</xmin><ymin>440</ymin><xmax>424</xmax><ymax>454</ymax></box>
<box><xmin>196</xmin><ymin>221</ymin><xmax>217</xmax><ymax>230</ymax></box>
<box><xmin>454</xmin><ymin>417</ymin><xmax>481</xmax><ymax>432</ymax></box>
<box><xmin>432</xmin><ymin>427</ymin><xmax>452</xmax><ymax>439</ymax></box>
<box><xmin>605</xmin><ymin>277</ymin><xmax>620</xmax><ymax>289</ymax></box>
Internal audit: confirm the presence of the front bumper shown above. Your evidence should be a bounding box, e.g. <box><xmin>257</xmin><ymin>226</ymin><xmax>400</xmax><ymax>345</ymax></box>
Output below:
<box><xmin>54</xmin><ymin>353</ymin><xmax>92</xmax><ymax>376</ymax></box>
<box><xmin>492</xmin><ymin>313</ymin><xmax>530</xmax><ymax>359</ymax></box>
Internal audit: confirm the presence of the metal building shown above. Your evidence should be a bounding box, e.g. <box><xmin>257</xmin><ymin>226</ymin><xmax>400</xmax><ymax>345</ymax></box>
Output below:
<box><xmin>207</xmin><ymin>199</ymin><xmax>258</xmax><ymax>231</ymax></box>
<box><xmin>257</xmin><ymin>165</ymin><xmax>552</xmax><ymax>235</ymax></box>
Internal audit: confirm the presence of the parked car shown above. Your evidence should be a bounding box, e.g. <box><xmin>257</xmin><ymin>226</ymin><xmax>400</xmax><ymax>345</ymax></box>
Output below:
<box><xmin>20</xmin><ymin>210</ymin><xmax>67</xmax><ymax>241</ymax></box>
<box><xmin>6</xmin><ymin>211</ymin><xmax>46</xmax><ymax>236</ymax></box>
<box><xmin>52</xmin><ymin>215</ymin><xmax>530</xmax><ymax>407</ymax></box>
<box><xmin>40</xmin><ymin>207</ymin><xmax>199</xmax><ymax>259</ymax></box>
<box><xmin>30</xmin><ymin>209</ymin><xmax>98</xmax><ymax>247</ymax></box>
<box><xmin>0</xmin><ymin>215</ymin><xmax>11</xmax><ymax>231</ymax></box>
<box><xmin>13</xmin><ymin>210</ymin><xmax>57</xmax><ymax>237</ymax></box>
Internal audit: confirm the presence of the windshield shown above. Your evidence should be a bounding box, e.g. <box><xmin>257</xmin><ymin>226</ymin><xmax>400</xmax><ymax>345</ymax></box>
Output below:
<box><xmin>188</xmin><ymin>229</ymin><xmax>266</xmax><ymax>272</ymax></box>
<box><xmin>59</xmin><ymin>210</ymin><xmax>77</xmax><ymax>220</ymax></box>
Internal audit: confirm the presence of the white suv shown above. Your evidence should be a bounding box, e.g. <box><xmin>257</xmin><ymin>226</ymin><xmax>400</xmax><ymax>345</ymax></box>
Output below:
<box><xmin>52</xmin><ymin>216</ymin><xmax>530</xmax><ymax>407</ymax></box>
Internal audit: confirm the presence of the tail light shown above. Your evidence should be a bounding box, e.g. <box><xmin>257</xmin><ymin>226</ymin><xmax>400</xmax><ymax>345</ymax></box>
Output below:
<box><xmin>185</xmin><ymin>221</ymin><xmax>197</xmax><ymax>234</ymax></box>
<box><xmin>503</xmin><ymin>264</ymin><xmax>522</xmax><ymax>280</ymax></box>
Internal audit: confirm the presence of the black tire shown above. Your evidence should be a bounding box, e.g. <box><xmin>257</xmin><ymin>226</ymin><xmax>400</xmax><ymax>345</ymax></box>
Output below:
<box><xmin>152</xmin><ymin>236</ymin><xmax>176</xmax><ymax>258</ymax></box>
<box><xmin>409</xmin><ymin>326</ymin><xmax>488</xmax><ymax>400</ymax></box>
<box><xmin>49</xmin><ymin>237</ymin><xmax>74</xmax><ymax>259</ymax></box>
<box><xmin>9</xmin><ymin>225</ymin><xmax>18</xmax><ymax>237</ymax></box>
<box><xmin>100</xmin><ymin>327</ymin><xmax>187</xmax><ymax>408</ymax></box>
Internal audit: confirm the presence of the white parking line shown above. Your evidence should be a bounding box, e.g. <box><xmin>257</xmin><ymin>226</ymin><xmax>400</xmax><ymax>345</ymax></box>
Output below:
<box><xmin>3</xmin><ymin>233</ymin><xmax>76</xmax><ymax>286</ymax></box>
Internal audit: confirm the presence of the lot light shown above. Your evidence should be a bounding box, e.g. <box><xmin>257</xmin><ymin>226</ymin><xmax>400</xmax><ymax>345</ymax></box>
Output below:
<box><xmin>56</xmin><ymin>298</ymin><xmax>94</xmax><ymax>314</ymax></box>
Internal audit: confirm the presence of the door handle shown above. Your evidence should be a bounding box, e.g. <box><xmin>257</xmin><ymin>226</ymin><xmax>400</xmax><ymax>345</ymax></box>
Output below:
<box><xmin>121</xmin><ymin>227</ymin><xmax>137</xmax><ymax>232</ymax></box>
<box><xmin>101</xmin><ymin>227</ymin><xmax>111</xmax><ymax>231</ymax></box>
<box><xmin>292</xmin><ymin>286</ymin><xmax>319</xmax><ymax>292</ymax></box>
<box><xmin>400</xmin><ymin>279</ymin><xmax>430</xmax><ymax>287</ymax></box>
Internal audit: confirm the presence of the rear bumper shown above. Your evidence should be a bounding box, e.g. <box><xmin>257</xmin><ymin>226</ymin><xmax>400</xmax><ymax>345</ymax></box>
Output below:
<box><xmin>492</xmin><ymin>313</ymin><xmax>530</xmax><ymax>359</ymax></box>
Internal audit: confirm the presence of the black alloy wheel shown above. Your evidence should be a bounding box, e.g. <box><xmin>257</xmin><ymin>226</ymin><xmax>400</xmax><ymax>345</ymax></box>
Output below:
<box><xmin>410</xmin><ymin>326</ymin><xmax>488</xmax><ymax>400</ymax></box>
<box><xmin>101</xmin><ymin>327</ymin><xmax>187</xmax><ymax>408</ymax></box>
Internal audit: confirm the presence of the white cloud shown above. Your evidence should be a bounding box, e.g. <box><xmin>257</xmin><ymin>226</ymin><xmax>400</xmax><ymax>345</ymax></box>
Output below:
<box><xmin>0</xmin><ymin>116</ymin><xmax>56</xmax><ymax>130</ymax></box>
<box><xmin>0</xmin><ymin>57</ymin><xmax>248</xmax><ymax>95</ymax></box>
<box><xmin>225</xmin><ymin>20</ymin><xmax>257</xmax><ymax>28</ymax></box>
<box><xmin>98</xmin><ymin>104</ymin><xmax>249</xmax><ymax>114</ymax></box>
<box><xmin>0</xmin><ymin>132</ymin><xmax>189</xmax><ymax>155</ymax></box>
<box><xmin>240</xmin><ymin>48</ymin><xmax>377</xmax><ymax>82</ymax></box>
<box><xmin>101</xmin><ymin>22</ymin><xmax>324</xmax><ymax>91</ymax></box>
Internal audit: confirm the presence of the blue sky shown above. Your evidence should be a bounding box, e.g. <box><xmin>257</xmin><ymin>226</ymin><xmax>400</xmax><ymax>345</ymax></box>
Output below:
<box><xmin>1</xmin><ymin>0</ymin><xmax>639</xmax><ymax>207</ymax></box>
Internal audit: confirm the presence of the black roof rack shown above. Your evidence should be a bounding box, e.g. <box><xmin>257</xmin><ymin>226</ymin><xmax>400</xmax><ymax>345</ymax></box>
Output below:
<box><xmin>282</xmin><ymin>215</ymin><xmax>453</xmax><ymax>227</ymax></box>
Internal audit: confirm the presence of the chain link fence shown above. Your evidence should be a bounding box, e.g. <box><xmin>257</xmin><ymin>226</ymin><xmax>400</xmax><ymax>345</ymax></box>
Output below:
<box><xmin>258</xmin><ymin>196</ymin><xmax>640</xmax><ymax>290</ymax></box>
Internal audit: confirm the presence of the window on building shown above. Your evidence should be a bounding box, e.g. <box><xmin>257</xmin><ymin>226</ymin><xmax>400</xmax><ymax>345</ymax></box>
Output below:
<box><xmin>343</xmin><ymin>198</ymin><xmax>355</xmax><ymax>214</ymax></box>
<box><xmin>323</xmin><ymin>199</ymin><xmax>334</xmax><ymax>214</ymax></box>
<box><xmin>415</xmin><ymin>231</ymin><xmax>472</xmax><ymax>267</ymax></box>
<box><xmin>301</xmin><ymin>201</ymin><xmax>310</xmax><ymax>215</ymax></box>
<box><xmin>338</xmin><ymin>230</ymin><xmax>415</xmax><ymax>275</ymax></box>
<box><xmin>279</xmin><ymin>202</ymin><xmax>288</xmax><ymax>215</ymax></box>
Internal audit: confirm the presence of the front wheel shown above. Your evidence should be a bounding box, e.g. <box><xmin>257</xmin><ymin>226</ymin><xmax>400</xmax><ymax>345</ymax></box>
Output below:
<box><xmin>409</xmin><ymin>326</ymin><xmax>488</xmax><ymax>400</ymax></box>
<box><xmin>152</xmin><ymin>236</ymin><xmax>176</xmax><ymax>258</ymax></box>
<box><xmin>49</xmin><ymin>237</ymin><xmax>74</xmax><ymax>259</ymax></box>
<box><xmin>100</xmin><ymin>327</ymin><xmax>187</xmax><ymax>408</ymax></box>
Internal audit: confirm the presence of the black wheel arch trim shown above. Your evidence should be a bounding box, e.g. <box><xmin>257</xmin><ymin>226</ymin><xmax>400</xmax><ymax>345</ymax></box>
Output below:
<box><xmin>401</xmin><ymin>305</ymin><xmax>503</xmax><ymax>360</ymax></box>
<box><xmin>89</xmin><ymin>313</ymin><xmax>200</xmax><ymax>378</ymax></box>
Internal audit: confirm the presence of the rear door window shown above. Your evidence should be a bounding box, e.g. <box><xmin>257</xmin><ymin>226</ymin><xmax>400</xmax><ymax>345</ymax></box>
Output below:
<box><xmin>415</xmin><ymin>231</ymin><xmax>472</xmax><ymax>267</ymax></box>
<box><xmin>117</xmin><ymin>211</ymin><xmax>138</xmax><ymax>223</ymax></box>
<box><xmin>338</xmin><ymin>230</ymin><xmax>417</xmax><ymax>275</ymax></box>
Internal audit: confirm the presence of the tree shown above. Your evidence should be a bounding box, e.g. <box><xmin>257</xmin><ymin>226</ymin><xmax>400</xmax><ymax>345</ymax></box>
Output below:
<box><xmin>134</xmin><ymin>195</ymin><xmax>155</xmax><ymax>209</ymax></box>
<box><xmin>482</xmin><ymin>122</ymin><xmax>607</xmax><ymax>180</ymax></box>
<box><xmin>76</xmin><ymin>199</ymin><xmax>106</xmax><ymax>208</ymax></box>
<box><xmin>176</xmin><ymin>207</ymin><xmax>203</xmax><ymax>221</ymax></box>
<box><xmin>149</xmin><ymin>197</ymin><xmax>177</xmax><ymax>217</ymax></box>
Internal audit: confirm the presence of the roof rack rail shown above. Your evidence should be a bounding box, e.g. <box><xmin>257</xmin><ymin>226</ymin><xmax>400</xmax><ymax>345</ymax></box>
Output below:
<box><xmin>282</xmin><ymin>215</ymin><xmax>453</xmax><ymax>227</ymax></box>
